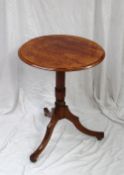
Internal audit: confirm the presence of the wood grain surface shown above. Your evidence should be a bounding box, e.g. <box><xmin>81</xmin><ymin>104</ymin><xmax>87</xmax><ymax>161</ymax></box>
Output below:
<box><xmin>18</xmin><ymin>35</ymin><xmax>105</xmax><ymax>72</ymax></box>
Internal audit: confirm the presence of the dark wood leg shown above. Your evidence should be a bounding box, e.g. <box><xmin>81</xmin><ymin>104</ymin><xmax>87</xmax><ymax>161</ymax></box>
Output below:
<box><xmin>30</xmin><ymin>115</ymin><xmax>58</xmax><ymax>162</ymax></box>
<box><xmin>65</xmin><ymin>107</ymin><xmax>104</xmax><ymax>140</ymax></box>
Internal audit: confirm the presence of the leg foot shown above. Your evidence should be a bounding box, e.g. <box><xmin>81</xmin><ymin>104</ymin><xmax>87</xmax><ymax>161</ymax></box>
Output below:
<box><xmin>96</xmin><ymin>132</ymin><xmax>104</xmax><ymax>140</ymax></box>
<box><xmin>30</xmin><ymin>116</ymin><xmax>58</xmax><ymax>162</ymax></box>
<box><xmin>44</xmin><ymin>108</ymin><xmax>54</xmax><ymax>118</ymax></box>
<box><xmin>44</xmin><ymin>108</ymin><xmax>51</xmax><ymax>118</ymax></box>
<box><xmin>30</xmin><ymin>154</ymin><xmax>37</xmax><ymax>163</ymax></box>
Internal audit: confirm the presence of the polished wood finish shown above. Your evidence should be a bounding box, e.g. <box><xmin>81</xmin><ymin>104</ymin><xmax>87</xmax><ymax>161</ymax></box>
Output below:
<box><xmin>18</xmin><ymin>35</ymin><xmax>105</xmax><ymax>163</ymax></box>
<box><xmin>18</xmin><ymin>35</ymin><xmax>105</xmax><ymax>72</ymax></box>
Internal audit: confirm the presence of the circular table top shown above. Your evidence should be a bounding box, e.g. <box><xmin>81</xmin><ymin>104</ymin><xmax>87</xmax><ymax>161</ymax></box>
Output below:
<box><xmin>18</xmin><ymin>35</ymin><xmax>105</xmax><ymax>72</ymax></box>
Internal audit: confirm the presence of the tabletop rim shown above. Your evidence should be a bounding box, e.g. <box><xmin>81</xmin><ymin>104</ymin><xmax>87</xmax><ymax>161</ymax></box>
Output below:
<box><xmin>18</xmin><ymin>34</ymin><xmax>105</xmax><ymax>72</ymax></box>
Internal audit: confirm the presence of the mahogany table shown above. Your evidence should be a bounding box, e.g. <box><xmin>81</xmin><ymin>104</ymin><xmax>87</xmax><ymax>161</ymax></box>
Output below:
<box><xmin>18</xmin><ymin>35</ymin><xmax>105</xmax><ymax>162</ymax></box>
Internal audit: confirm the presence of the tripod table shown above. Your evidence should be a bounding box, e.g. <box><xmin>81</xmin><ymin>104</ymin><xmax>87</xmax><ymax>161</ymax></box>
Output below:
<box><xmin>18</xmin><ymin>35</ymin><xmax>105</xmax><ymax>162</ymax></box>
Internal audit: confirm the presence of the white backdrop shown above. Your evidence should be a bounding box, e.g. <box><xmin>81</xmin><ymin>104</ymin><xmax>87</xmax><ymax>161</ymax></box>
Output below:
<box><xmin>0</xmin><ymin>0</ymin><xmax>124</xmax><ymax>175</ymax></box>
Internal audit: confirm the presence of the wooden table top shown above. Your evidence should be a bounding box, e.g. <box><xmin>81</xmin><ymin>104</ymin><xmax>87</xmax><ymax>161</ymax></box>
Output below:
<box><xmin>18</xmin><ymin>35</ymin><xmax>105</xmax><ymax>72</ymax></box>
